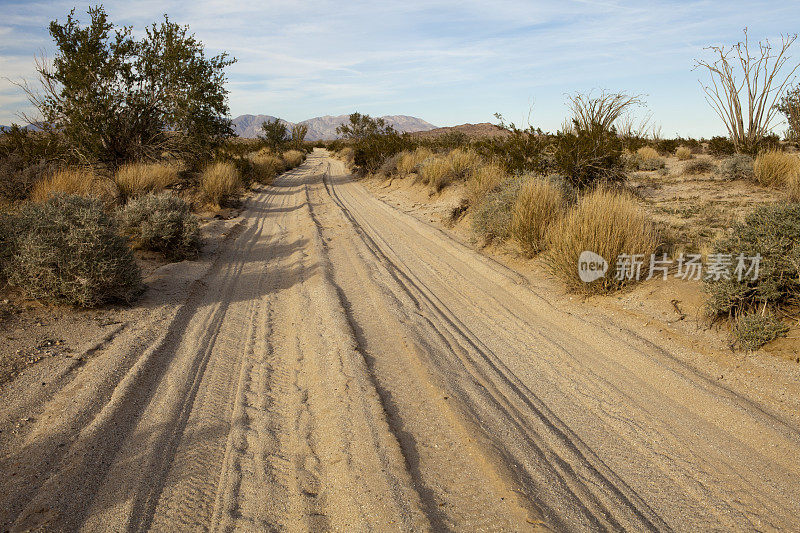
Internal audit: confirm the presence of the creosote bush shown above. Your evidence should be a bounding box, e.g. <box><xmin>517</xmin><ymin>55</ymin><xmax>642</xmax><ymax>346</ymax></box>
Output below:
<box><xmin>200</xmin><ymin>161</ymin><xmax>241</xmax><ymax>208</ymax></box>
<box><xmin>510</xmin><ymin>176</ymin><xmax>565</xmax><ymax>255</ymax></box>
<box><xmin>545</xmin><ymin>188</ymin><xmax>659</xmax><ymax>294</ymax></box>
<box><xmin>120</xmin><ymin>192</ymin><xmax>200</xmax><ymax>260</ymax></box>
<box><xmin>717</xmin><ymin>154</ymin><xmax>754</xmax><ymax>181</ymax></box>
<box><xmin>114</xmin><ymin>161</ymin><xmax>181</xmax><ymax>201</ymax></box>
<box><xmin>5</xmin><ymin>194</ymin><xmax>142</xmax><ymax>306</ymax></box>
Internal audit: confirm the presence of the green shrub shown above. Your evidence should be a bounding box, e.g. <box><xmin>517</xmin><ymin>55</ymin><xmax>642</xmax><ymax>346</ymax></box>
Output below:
<box><xmin>552</xmin><ymin>125</ymin><xmax>625</xmax><ymax>189</ymax></box>
<box><xmin>732</xmin><ymin>312</ymin><xmax>789</xmax><ymax>351</ymax></box>
<box><xmin>120</xmin><ymin>192</ymin><xmax>200</xmax><ymax>260</ymax></box>
<box><xmin>717</xmin><ymin>154</ymin><xmax>754</xmax><ymax>180</ymax></box>
<box><xmin>707</xmin><ymin>136</ymin><xmax>736</xmax><ymax>156</ymax></box>
<box><xmin>5</xmin><ymin>195</ymin><xmax>142</xmax><ymax>306</ymax></box>
<box><xmin>705</xmin><ymin>203</ymin><xmax>800</xmax><ymax>317</ymax></box>
<box><xmin>471</xmin><ymin>177</ymin><xmax>524</xmax><ymax>243</ymax></box>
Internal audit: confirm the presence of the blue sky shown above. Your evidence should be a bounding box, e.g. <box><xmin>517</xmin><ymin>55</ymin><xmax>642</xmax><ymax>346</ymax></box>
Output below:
<box><xmin>1</xmin><ymin>0</ymin><xmax>798</xmax><ymax>137</ymax></box>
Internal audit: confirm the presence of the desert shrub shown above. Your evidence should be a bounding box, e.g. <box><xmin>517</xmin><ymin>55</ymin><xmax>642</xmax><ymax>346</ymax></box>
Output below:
<box><xmin>282</xmin><ymin>149</ymin><xmax>305</xmax><ymax>168</ymax></box>
<box><xmin>418</xmin><ymin>157</ymin><xmax>451</xmax><ymax>191</ymax></box>
<box><xmin>0</xmin><ymin>209</ymin><xmax>12</xmax><ymax>279</ymax></box>
<box><xmin>510</xmin><ymin>176</ymin><xmax>565</xmax><ymax>255</ymax></box>
<box><xmin>5</xmin><ymin>194</ymin><xmax>142</xmax><ymax>306</ymax></box>
<box><xmin>446</xmin><ymin>148</ymin><xmax>481</xmax><ymax>181</ymax></box>
<box><xmin>471</xmin><ymin>177</ymin><xmax>524</xmax><ymax>243</ymax></box>
<box><xmin>397</xmin><ymin>147</ymin><xmax>434</xmax><ymax>176</ymax></box>
<box><xmin>675</xmin><ymin>146</ymin><xmax>693</xmax><ymax>161</ymax></box>
<box><xmin>707</xmin><ymin>136</ymin><xmax>736</xmax><ymax>156</ymax></box>
<box><xmin>552</xmin><ymin>125</ymin><xmax>625</xmax><ymax>189</ymax></box>
<box><xmin>0</xmin><ymin>155</ymin><xmax>53</xmax><ymax>202</ymax></box>
<box><xmin>247</xmin><ymin>151</ymin><xmax>285</xmax><ymax>184</ymax></box>
<box><xmin>684</xmin><ymin>158</ymin><xmax>717</xmax><ymax>175</ymax></box>
<box><xmin>656</xmin><ymin>138</ymin><xmax>680</xmax><ymax>154</ymax></box>
<box><xmin>753</xmin><ymin>150</ymin><xmax>800</xmax><ymax>187</ymax></box>
<box><xmin>705</xmin><ymin>203</ymin><xmax>800</xmax><ymax>317</ymax></box>
<box><xmin>200</xmin><ymin>161</ymin><xmax>241</xmax><ymax>207</ymax></box>
<box><xmin>466</xmin><ymin>162</ymin><xmax>506</xmax><ymax>206</ymax></box>
<box><xmin>717</xmin><ymin>154</ymin><xmax>754</xmax><ymax>181</ymax></box>
<box><xmin>732</xmin><ymin>312</ymin><xmax>789</xmax><ymax>351</ymax></box>
<box><xmin>545</xmin><ymin>188</ymin><xmax>659</xmax><ymax>293</ymax></box>
<box><xmin>377</xmin><ymin>153</ymin><xmax>401</xmax><ymax>177</ymax></box>
<box><xmin>336</xmin><ymin>113</ymin><xmax>409</xmax><ymax>173</ymax></box>
<box><xmin>31</xmin><ymin>167</ymin><xmax>116</xmax><ymax>203</ymax></box>
<box><xmin>338</xmin><ymin>146</ymin><xmax>355</xmax><ymax>165</ymax></box>
<box><xmin>114</xmin><ymin>162</ymin><xmax>180</xmax><ymax>201</ymax></box>
<box><xmin>119</xmin><ymin>192</ymin><xmax>200</xmax><ymax>260</ymax></box>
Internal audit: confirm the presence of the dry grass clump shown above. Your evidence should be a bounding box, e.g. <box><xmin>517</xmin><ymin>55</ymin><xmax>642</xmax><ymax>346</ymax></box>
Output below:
<box><xmin>338</xmin><ymin>146</ymin><xmax>354</xmax><ymax>165</ymax></box>
<box><xmin>675</xmin><ymin>146</ymin><xmax>693</xmax><ymax>160</ymax></box>
<box><xmin>418</xmin><ymin>156</ymin><xmax>451</xmax><ymax>191</ymax></box>
<box><xmin>200</xmin><ymin>161</ymin><xmax>242</xmax><ymax>208</ymax></box>
<box><xmin>31</xmin><ymin>167</ymin><xmax>115</xmax><ymax>203</ymax></box>
<box><xmin>471</xmin><ymin>177</ymin><xmax>524</xmax><ymax>243</ymax></box>
<box><xmin>248</xmin><ymin>151</ymin><xmax>285</xmax><ymax>184</ymax></box>
<box><xmin>282</xmin><ymin>150</ymin><xmax>305</xmax><ymax>168</ymax></box>
<box><xmin>446</xmin><ymin>148</ymin><xmax>481</xmax><ymax>181</ymax></box>
<box><xmin>634</xmin><ymin>146</ymin><xmax>666</xmax><ymax>170</ymax></box>
<box><xmin>467</xmin><ymin>162</ymin><xmax>506</xmax><ymax>206</ymax></box>
<box><xmin>545</xmin><ymin>188</ymin><xmax>659</xmax><ymax>293</ymax></box>
<box><xmin>397</xmin><ymin>147</ymin><xmax>434</xmax><ymax>176</ymax></box>
<box><xmin>114</xmin><ymin>161</ymin><xmax>180</xmax><ymax>201</ymax></box>
<box><xmin>753</xmin><ymin>150</ymin><xmax>800</xmax><ymax>188</ymax></box>
<box><xmin>684</xmin><ymin>158</ymin><xmax>716</xmax><ymax>175</ymax></box>
<box><xmin>510</xmin><ymin>176</ymin><xmax>565</xmax><ymax>255</ymax></box>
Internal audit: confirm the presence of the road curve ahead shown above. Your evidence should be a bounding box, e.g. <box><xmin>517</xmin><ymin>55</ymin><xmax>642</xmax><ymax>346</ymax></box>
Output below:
<box><xmin>3</xmin><ymin>149</ymin><xmax>800</xmax><ymax>532</ymax></box>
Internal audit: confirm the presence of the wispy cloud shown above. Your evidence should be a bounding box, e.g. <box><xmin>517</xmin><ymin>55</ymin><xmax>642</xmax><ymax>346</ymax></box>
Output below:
<box><xmin>0</xmin><ymin>0</ymin><xmax>798</xmax><ymax>136</ymax></box>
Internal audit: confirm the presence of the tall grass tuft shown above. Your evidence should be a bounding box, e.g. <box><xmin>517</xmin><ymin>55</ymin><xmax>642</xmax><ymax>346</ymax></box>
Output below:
<box><xmin>446</xmin><ymin>148</ymin><xmax>481</xmax><ymax>181</ymax></box>
<box><xmin>418</xmin><ymin>157</ymin><xmax>451</xmax><ymax>191</ymax></box>
<box><xmin>753</xmin><ymin>150</ymin><xmax>800</xmax><ymax>187</ymax></box>
<box><xmin>114</xmin><ymin>161</ymin><xmax>181</xmax><ymax>201</ymax></box>
<box><xmin>466</xmin><ymin>162</ymin><xmax>506</xmax><ymax>206</ymax></box>
<box><xmin>247</xmin><ymin>151</ymin><xmax>285</xmax><ymax>184</ymax></box>
<box><xmin>675</xmin><ymin>146</ymin><xmax>693</xmax><ymax>161</ymax></box>
<box><xmin>545</xmin><ymin>188</ymin><xmax>659</xmax><ymax>293</ymax></box>
<box><xmin>397</xmin><ymin>147</ymin><xmax>434</xmax><ymax>176</ymax></box>
<box><xmin>200</xmin><ymin>162</ymin><xmax>241</xmax><ymax>208</ymax></box>
<box><xmin>510</xmin><ymin>176</ymin><xmax>565</xmax><ymax>255</ymax></box>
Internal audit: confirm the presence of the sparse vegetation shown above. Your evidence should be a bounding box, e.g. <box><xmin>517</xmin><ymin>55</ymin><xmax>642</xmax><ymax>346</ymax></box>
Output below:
<box><xmin>200</xmin><ymin>161</ymin><xmax>241</xmax><ymax>207</ymax></box>
<box><xmin>4</xmin><ymin>194</ymin><xmax>142</xmax><ymax>306</ymax></box>
<box><xmin>545</xmin><ymin>188</ymin><xmax>659</xmax><ymax>293</ymax></box>
<box><xmin>119</xmin><ymin>192</ymin><xmax>200</xmax><ymax>260</ymax></box>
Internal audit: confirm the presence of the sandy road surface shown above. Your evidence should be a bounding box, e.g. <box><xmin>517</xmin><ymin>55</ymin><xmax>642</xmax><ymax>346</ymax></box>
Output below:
<box><xmin>2</xmin><ymin>149</ymin><xmax>799</xmax><ymax>531</ymax></box>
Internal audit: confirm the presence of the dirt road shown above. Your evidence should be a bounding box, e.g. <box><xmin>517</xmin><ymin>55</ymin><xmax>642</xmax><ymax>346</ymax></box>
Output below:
<box><xmin>2</xmin><ymin>150</ymin><xmax>799</xmax><ymax>531</ymax></box>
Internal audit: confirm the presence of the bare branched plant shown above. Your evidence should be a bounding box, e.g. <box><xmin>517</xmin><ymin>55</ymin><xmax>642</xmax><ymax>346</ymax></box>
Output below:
<box><xmin>567</xmin><ymin>90</ymin><xmax>644</xmax><ymax>132</ymax></box>
<box><xmin>695</xmin><ymin>29</ymin><xmax>799</xmax><ymax>152</ymax></box>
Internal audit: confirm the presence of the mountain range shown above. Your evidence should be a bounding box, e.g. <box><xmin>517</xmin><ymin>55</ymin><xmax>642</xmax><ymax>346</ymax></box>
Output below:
<box><xmin>231</xmin><ymin>114</ymin><xmax>437</xmax><ymax>140</ymax></box>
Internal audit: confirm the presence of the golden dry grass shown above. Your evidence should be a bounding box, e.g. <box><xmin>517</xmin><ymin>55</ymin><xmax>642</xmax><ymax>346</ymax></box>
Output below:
<box><xmin>510</xmin><ymin>177</ymin><xmax>565</xmax><ymax>255</ymax></box>
<box><xmin>114</xmin><ymin>162</ymin><xmax>181</xmax><ymax>200</ymax></box>
<box><xmin>636</xmin><ymin>146</ymin><xmax>661</xmax><ymax>161</ymax></box>
<box><xmin>31</xmin><ymin>167</ymin><xmax>116</xmax><ymax>203</ymax></box>
<box><xmin>396</xmin><ymin>147</ymin><xmax>434</xmax><ymax>176</ymax></box>
<box><xmin>546</xmin><ymin>188</ymin><xmax>659</xmax><ymax>294</ymax></box>
<box><xmin>466</xmin><ymin>162</ymin><xmax>506</xmax><ymax>206</ymax></box>
<box><xmin>200</xmin><ymin>162</ymin><xmax>241</xmax><ymax>208</ymax></box>
<box><xmin>282</xmin><ymin>150</ymin><xmax>305</xmax><ymax>168</ymax></box>
<box><xmin>675</xmin><ymin>146</ymin><xmax>693</xmax><ymax>161</ymax></box>
<box><xmin>753</xmin><ymin>150</ymin><xmax>800</xmax><ymax>188</ymax></box>
<box><xmin>446</xmin><ymin>148</ymin><xmax>481</xmax><ymax>180</ymax></box>
<box><xmin>248</xmin><ymin>151</ymin><xmax>285</xmax><ymax>184</ymax></box>
<box><xmin>418</xmin><ymin>157</ymin><xmax>451</xmax><ymax>191</ymax></box>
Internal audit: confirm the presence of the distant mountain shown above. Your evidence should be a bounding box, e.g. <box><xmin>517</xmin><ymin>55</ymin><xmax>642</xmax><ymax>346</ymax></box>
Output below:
<box><xmin>409</xmin><ymin>122</ymin><xmax>510</xmax><ymax>140</ymax></box>
<box><xmin>231</xmin><ymin>114</ymin><xmax>437</xmax><ymax>140</ymax></box>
